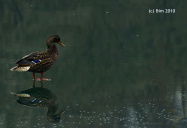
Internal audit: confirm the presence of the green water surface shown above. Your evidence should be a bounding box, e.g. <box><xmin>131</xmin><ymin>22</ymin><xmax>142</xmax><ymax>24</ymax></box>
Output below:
<box><xmin>0</xmin><ymin>0</ymin><xmax>187</xmax><ymax>128</ymax></box>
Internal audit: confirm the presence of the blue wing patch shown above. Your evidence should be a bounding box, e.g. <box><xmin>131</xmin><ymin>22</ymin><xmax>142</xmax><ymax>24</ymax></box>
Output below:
<box><xmin>31</xmin><ymin>99</ymin><xmax>41</xmax><ymax>103</ymax></box>
<box><xmin>32</xmin><ymin>60</ymin><xmax>41</xmax><ymax>64</ymax></box>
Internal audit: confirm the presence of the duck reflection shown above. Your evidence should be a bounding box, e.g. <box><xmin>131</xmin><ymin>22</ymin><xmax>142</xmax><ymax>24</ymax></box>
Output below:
<box><xmin>12</xmin><ymin>82</ymin><xmax>64</xmax><ymax>123</ymax></box>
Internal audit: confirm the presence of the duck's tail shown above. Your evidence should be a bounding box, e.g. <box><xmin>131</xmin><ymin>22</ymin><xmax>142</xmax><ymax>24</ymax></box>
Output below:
<box><xmin>10</xmin><ymin>66</ymin><xmax>30</xmax><ymax>72</ymax></box>
<box><xmin>11</xmin><ymin>92</ymin><xmax>30</xmax><ymax>97</ymax></box>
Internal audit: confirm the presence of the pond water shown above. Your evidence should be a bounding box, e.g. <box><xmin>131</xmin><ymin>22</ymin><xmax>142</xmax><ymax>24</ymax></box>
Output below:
<box><xmin>0</xmin><ymin>0</ymin><xmax>186</xmax><ymax>128</ymax></box>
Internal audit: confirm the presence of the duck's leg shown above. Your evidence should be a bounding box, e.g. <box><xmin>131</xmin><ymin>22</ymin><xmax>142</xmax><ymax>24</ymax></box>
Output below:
<box><xmin>32</xmin><ymin>72</ymin><xmax>51</xmax><ymax>81</ymax></box>
<box><xmin>40</xmin><ymin>81</ymin><xmax>44</xmax><ymax>88</ymax></box>
<box><xmin>32</xmin><ymin>72</ymin><xmax>36</xmax><ymax>80</ymax></box>
<box><xmin>40</xmin><ymin>72</ymin><xmax>51</xmax><ymax>81</ymax></box>
<box><xmin>32</xmin><ymin>72</ymin><xmax>41</xmax><ymax>81</ymax></box>
<box><xmin>33</xmin><ymin>80</ymin><xmax>36</xmax><ymax>87</ymax></box>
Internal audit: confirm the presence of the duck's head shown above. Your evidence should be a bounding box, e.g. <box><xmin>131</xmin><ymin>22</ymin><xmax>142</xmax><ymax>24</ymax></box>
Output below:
<box><xmin>47</xmin><ymin>110</ymin><xmax>65</xmax><ymax>123</ymax></box>
<box><xmin>46</xmin><ymin>35</ymin><xmax>65</xmax><ymax>47</ymax></box>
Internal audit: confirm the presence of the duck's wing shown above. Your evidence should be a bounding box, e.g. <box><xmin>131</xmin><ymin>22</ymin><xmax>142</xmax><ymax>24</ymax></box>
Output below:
<box><xmin>16</xmin><ymin>51</ymin><xmax>51</xmax><ymax>66</ymax></box>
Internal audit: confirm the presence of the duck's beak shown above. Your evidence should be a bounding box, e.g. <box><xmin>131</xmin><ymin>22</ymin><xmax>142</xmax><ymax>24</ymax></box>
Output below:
<box><xmin>58</xmin><ymin>41</ymin><xmax>65</xmax><ymax>47</ymax></box>
<box><xmin>57</xmin><ymin>110</ymin><xmax>65</xmax><ymax>115</ymax></box>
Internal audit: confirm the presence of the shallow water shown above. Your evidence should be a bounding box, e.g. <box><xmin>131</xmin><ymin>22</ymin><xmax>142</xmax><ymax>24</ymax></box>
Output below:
<box><xmin>0</xmin><ymin>0</ymin><xmax>186</xmax><ymax>128</ymax></box>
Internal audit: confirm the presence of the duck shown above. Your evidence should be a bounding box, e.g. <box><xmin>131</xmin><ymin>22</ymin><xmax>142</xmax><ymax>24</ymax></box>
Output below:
<box><xmin>11</xmin><ymin>87</ymin><xmax>64</xmax><ymax>123</ymax></box>
<box><xmin>10</xmin><ymin>35</ymin><xmax>65</xmax><ymax>81</ymax></box>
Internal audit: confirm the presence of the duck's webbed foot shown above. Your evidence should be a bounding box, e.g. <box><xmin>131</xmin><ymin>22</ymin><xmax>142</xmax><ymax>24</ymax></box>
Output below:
<box><xmin>32</xmin><ymin>73</ymin><xmax>51</xmax><ymax>81</ymax></box>
<box><xmin>33</xmin><ymin>78</ymin><xmax>51</xmax><ymax>81</ymax></box>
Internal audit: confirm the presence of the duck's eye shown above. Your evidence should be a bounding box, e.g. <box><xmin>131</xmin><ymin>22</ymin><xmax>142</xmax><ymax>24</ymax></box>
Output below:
<box><xmin>55</xmin><ymin>38</ymin><xmax>60</xmax><ymax>42</ymax></box>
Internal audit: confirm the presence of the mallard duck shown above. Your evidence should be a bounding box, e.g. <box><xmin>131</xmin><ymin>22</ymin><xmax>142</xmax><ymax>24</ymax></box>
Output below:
<box><xmin>11</xmin><ymin>87</ymin><xmax>64</xmax><ymax>123</ymax></box>
<box><xmin>10</xmin><ymin>35</ymin><xmax>65</xmax><ymax>81</ymax></box>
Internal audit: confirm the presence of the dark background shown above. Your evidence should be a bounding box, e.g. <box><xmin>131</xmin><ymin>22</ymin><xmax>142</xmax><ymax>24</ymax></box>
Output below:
<box><xmin>0</xmin><ymin>0</ymin><xmax>187</xmax><ymax>128</ymax></box>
